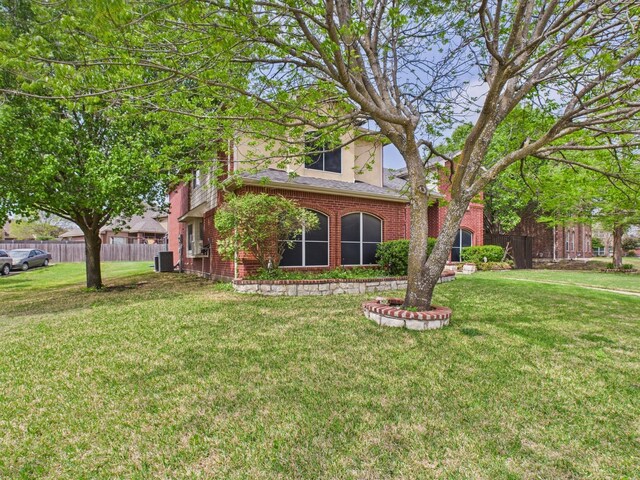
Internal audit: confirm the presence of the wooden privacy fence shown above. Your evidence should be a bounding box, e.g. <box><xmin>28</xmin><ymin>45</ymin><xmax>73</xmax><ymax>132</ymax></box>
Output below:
<box><xmin>484</xmin><ymin>234</ymin><xmax>533</xmax><ymax>269</ymax></box>
<box><xmin>0</xmin><ymin>242</ymin><xmax>165</xmax><ymax>263</ymax></box>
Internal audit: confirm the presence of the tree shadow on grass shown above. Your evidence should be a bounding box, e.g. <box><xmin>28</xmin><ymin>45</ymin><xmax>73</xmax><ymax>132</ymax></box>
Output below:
<box><xmin>0</xmin><ymin>273</ymin><xmax>207</xmax><ymax>320</ymax></box>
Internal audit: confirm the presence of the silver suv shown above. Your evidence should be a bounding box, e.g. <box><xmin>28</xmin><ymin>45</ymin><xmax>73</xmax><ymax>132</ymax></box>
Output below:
<box><xmin>0</xmin><ymin>250</ymin><xmax>13</xmax><ymax>276</ymax></box>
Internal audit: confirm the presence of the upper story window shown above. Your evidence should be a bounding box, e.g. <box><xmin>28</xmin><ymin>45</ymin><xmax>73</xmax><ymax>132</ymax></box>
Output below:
<box><xmin>305</xmin><ymin>134</ymin><xmax>341</xmax><ymax>173</ymax></box>
<box><xmin>191</xmin><ymin>169</ymin><xmax>202</xmax><ymax>189</ymax></box>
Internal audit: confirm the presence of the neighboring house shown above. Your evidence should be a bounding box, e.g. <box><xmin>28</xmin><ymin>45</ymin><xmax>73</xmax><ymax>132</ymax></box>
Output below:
<box><xmin>0</xmin><ymin>222</ymin><xmax>14</xmax><ymax>241</ymax></box>
<box><xmin>592</xmin><ymin>225</ymin><xmax>613</xmax><ymax>256</ymax></box>
<box><xmin>60</xmin><ymin>210</ymin><xmax>167</xmax><ymax>244</ymax></box>
<box><xmin>508</xmin><ymin>205</ymin><xmax>592</xmax><ymax>260</ymax></box>
<box><xmin>167</xmin><ymin>135</ymin><xmax>484</xmax><ymax>280</ymax></box>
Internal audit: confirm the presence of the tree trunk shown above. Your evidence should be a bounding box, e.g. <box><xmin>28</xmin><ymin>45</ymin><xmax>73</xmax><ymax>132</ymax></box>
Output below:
<box><xmin>84</xmin><ymin>229</ymin><xmax>103</xmax><ymax>289</ymax></box>
<box><xmin>404</xmin><ymin>187</ymin><xmax>431</xmax><ymax>308</ymax></box>
<box><xmin>612</xmin><ymin>225</ymin><xmax>624</xmax><ymax>269</ymax></box>
<box><xmin>413</xmin><ymin>197</ymin><xmax>470</xmax><ymax>309</ymax></box>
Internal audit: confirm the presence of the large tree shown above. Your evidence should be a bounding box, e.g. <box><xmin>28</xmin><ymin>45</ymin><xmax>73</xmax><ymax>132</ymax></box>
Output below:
<box><xmin>445</xmin><ymin>111</ymin><xmax>640</xmax><ymax>263</ymax></box>
<box><xmin>0</xmin><ymin>97</ymin><xmax>177</xmax><ymax>288</ymax></box>
<box><xmin>2</xmin><ymin>1</ymin><xmax>639</xmax><ymax>307</ymax></box>
<box><xmin>531</xmin><ymin>147</ymin><xmax>640</xmax><ymax>268</ymax></box>
<box><xmin>0</xmin><ymin>1</ymin><xmax>214</xmax><ymax>288</ymax></box>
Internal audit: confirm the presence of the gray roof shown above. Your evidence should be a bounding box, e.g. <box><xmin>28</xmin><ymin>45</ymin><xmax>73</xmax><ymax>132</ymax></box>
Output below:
<box><xmin>60</xmin><ymin>228</ymin><xmax>84</xmax><ymax>238</ymax></box>
<box><xmin>61</xmin><ymin>210</ymin><xmax>166</xmax><ymax>237</ymax></box>
<box><xmin>383</xmin><ymin>168</ymin><xmax>409</xmax><ymax>191</ymax></box>
<box><xmin>239</xmin><ymin>168</ymin><xmax>428</xmax><ymax>202</ymax></box>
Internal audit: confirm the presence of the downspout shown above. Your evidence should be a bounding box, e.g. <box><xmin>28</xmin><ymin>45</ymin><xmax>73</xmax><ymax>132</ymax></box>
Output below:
<box><xmin>233</xmin><ymin>227</ymin><xmax>239</xmax><ymax>279</ymax></box>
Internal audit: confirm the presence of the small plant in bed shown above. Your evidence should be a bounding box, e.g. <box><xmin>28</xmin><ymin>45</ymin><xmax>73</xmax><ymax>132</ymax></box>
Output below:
<box><xmin>248</xmin><ymin>267</ymin><xmax>389</xmax><ymax>280</ymax></box>
<box><xmin>605</xmin><ymin>263</ymin><xmax>635</xmax><ymax>271</ymax></box>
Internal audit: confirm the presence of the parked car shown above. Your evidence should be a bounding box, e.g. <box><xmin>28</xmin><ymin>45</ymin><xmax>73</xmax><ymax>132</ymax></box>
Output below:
<box><xmin>9</xmin><ymin>249</ymin><xmax>52</xmax><ymax>271</ymax></box>
<box><xmin>0</xmin><ymin>250</ymin><xmax>13</xmax><ymax>276</ymax></box>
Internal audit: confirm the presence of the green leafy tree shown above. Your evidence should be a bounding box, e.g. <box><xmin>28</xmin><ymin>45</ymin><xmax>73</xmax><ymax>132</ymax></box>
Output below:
<box><xmin>0</xmin><ymin>1</ymin><xmax>213</xmax><ymax>288</ymax></box>
<box><xmin>2</xmin><ymin>1</ymin><xmax>640</xmax><ymax>308</ymax></box>
<box><xmin>622</xmin><ymin>237</ymin><xmax>639</xmax><ymax>251</ymax></box>
<box><xmin>215</xmin><ymin>194</ymin><xmax>319</xmax><ymax>271</ymax></box>
<box><xmin>534</xmin><ymin>149</ymin><xmax>640</xmax><ymax>268</ymax></box>
<box><xmin>447</xmin><ymin>111</ymin><xmax>640</xmax><ymax>270</ymax></box>
<box><xmin>10</xmin><ymin>215</ymin><xmax>67</xmax><ymax>241</ymax></box>
<box><xmin>0</xmin><ymin>97</ymin><xmax>181</xmax><ymax>288</ymax></box>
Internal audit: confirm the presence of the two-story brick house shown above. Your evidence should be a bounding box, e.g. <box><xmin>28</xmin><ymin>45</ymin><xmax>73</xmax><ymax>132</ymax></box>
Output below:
<box><xmin>167</xmin><ymin>135</ymin><xmax>484</xmax><ymax>280</ymax></box>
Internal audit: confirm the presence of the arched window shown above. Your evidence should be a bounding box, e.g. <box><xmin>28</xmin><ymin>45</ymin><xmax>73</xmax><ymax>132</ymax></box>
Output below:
<box><xmin>451</xmin><ymin>229</ymin><xmax>473</xmax><ymax>262</ymax></box>
<box><xmin>280</xmin><ymin>210</ymin><xmax>329</xmax><ymax>267</ymax></box>
<box><xmin>341</xmin><ymin>213</ymin><xmax>382</xmax><ymax>265</ymax></box>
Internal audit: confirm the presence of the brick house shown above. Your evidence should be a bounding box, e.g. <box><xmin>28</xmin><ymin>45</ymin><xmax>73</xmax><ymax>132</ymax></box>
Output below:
<box><xmin>508</xmin><ymin>205</ymin><xmax>592</xmax><ymax>260</ymax></box>
<box><xmin>167</xmin><ymin>136</ymin><xmax>484</xmax><ymax>280</ymax></box>
<box><xmin>60</xmin><ymin>210</ymin><xmax>167</xmax><ymax>245</ymax></box>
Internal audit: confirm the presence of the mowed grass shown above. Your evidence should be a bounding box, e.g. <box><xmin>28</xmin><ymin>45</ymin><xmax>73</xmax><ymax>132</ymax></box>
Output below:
<box><xmin>0</xmin><ymin>264</ymin><xmax>638</xmax><ymax>479</ymax></box>
<box><xmin>480</xmin><ymin>268</ymin><xmax>640</xmax><ymax>293</ymax></box>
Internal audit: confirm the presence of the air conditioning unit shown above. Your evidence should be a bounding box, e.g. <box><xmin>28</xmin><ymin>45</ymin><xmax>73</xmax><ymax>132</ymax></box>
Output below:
<box><xmin>154</xmin><ymin>251</ymin><xmax>175</xmax><ymax>272</ymax></box>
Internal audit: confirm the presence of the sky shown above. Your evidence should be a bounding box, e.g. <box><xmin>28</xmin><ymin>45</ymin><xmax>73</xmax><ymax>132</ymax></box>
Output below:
<box><xmin>382</xmin><ymin>81</ymin><xmax>489</xmax><ymax>170</ymax></box>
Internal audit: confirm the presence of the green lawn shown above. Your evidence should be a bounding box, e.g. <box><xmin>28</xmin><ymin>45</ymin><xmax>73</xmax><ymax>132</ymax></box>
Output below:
<box><xmin>1</xmin><ymin>264</ymin><xmax>639</xmax><ymax>479</ymax></box>
<box><xmin>480</xmin><ymin>268</ymin><xmax>640</xmax><ymax>293</ymax></box>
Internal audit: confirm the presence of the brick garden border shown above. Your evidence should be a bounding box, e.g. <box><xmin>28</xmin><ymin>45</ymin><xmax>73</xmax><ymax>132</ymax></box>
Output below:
<box><xmin>233</xmin><ymin>270</ymin><xmax>456</xmax><ymax>296</ymax></box>
<box><xmin>363</xmin><ymin>299</ymin><xmax>452</xmax><ymax>330</ymax></box>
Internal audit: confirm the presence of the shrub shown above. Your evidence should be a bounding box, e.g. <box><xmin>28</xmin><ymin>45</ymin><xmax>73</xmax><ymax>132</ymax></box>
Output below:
<box><xmin>626</xmin><ymin>250</ymin><xmax>637</xmax><ymax>257</ymax></box>
<box><xmin>591</xmin><ymin>237</ymin><xmax>604</xmax><ymax>249</ymax></box>
<box><xmin>375</xmin><ymin>238</ymin><xmax>437</xmax><ymax>276</ymax></box>
<box><xmin>215</xmin><ymin>193</ymin><xmax>319</xmax><ymax>270</ymax></box>
<box><xmin>476</xmin><ymin>261</ymin><xmax>513</xmax><ymax>271</ymax></box>
<box><xmin>460</xmin><ymin>245</ymin><xmax>504</xmax><ymax>263</ymax></box>
<box><xmin>606</xmin><ymin>262</ymin><xmax>634</xmax><ymax>270</ymax></box>
<box><xmin>622</xmin><ymin>237</ymin><xmax>639</xmax><ymax>251</ymax></box>
<box><xmin>248</xmin><ymin>267</ymin><xmax>387</xmax><ymax>280</ymax></box>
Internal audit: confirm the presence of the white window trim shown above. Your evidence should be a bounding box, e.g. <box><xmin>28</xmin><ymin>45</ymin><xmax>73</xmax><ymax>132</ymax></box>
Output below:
<box><xmin>281</xmin><ymin>211</ymin><xmax>330</xmax><ymax>268</ymax></box>
<box><xmin>192</xmin><ymin>169</ymin><xmax>202</xmax><ymax>189</ymax></box>
<box><xmin>451</xmin><ymin>229</ymin><xmax>473</xmax><ymax>262</ymax></box>
<box><xmin>304</xmin><ymin>146</ymin><xmax>342</xmax><ymax>174</ymax></box>
<box><xmin>341</xmin><ymin>212</ymin><xmax>382</xmax><ymax>266</ymax></box>
<box><xmin>186</xmin><ymin>219</ymin><xmax>207</xmax><ymax>258</ymax></box>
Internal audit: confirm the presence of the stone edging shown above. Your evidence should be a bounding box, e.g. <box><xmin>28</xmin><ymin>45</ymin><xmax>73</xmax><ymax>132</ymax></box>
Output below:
<box><xmin>363</xmin><ymin>299</ymin><xmax>451</xmax><ymax>330</ymax></box>
<box><xmin>232</xmin><ymin>271</ymin><xmax>455</xmax><ymax>296</ymax></box>
<box><xmin>234</xmin><ymin>270</ymin><xmax>455</xmax><ymax>285</ymax></box>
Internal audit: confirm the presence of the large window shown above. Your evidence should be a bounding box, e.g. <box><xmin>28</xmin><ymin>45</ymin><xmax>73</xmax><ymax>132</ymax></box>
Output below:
<box><xmin>305</xmin><ymin>134</ymin><xmax>341</xmax><ymax>173</ymax></box>
<box><xmin>187</xmin><ymin>219</ymin><xmax>205</xmax><ymax>257</ymax></box>
<box><xmin>451</xmin><ymin>229</ymin><xmax>473</xmax><ymax>262</ymax></box>
<box><xmin>280</xmin><ymin>211</ymin><xmax>329</xmax><ymax>267</ymax></box>
<box><xmin>341</xmin><ymin>213</ymin><xmax>382</xmax><ymax>265</ymax></box>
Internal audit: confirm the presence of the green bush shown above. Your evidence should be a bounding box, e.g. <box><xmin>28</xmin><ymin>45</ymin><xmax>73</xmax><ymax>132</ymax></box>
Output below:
<box><xmin>461</xmin><ymin>245</ymin><xmax>504</xmax><ymax>263</ymax></box>
<box><xmin>375</xmin><ymin>238</ymin><xmax>437</xmax><ymax>276</ymax></box>
<box><xmin>475</xmin><ymin>261</ymin><xmax>513</xmax><ymax>271</ymax></box>
<box><xmin>248</xmin><ymin>267</ymin><xmax>387</xmax><ymax>280</ymax></box>
<box><xmin>626</xmin><ymin>250</ymin><xmax>637</xmax><ymax>257</ymax></box>
<box><xmin>605</xmin><ymin>263</ymin><xmax>634</xmax><ymax>270</ymax></box>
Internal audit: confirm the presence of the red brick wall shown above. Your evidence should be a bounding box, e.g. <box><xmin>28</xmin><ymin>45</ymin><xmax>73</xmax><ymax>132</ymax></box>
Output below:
<box><xmin>167</xmin><ymin>185</ymin><xmax>189</xmax><ymax>266</ymax></box>
<box><xmin>432</xmin><ymin>163</ymin><xmax>485</xmax><ymax>247</ymax></box>
<box><xmin>234</xmin><ymin>186</ymin><xmax>411</xmax><ymax>277</ymax></box>
<box><xmin>510</xmin><ymin>206</ymin><xmax>592</xmax><ymax>259</ymax></box>
<box><xmin>168</xmin><ymin>166</ymin><xmax>487</xmax><ymax>278</ymax></box>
